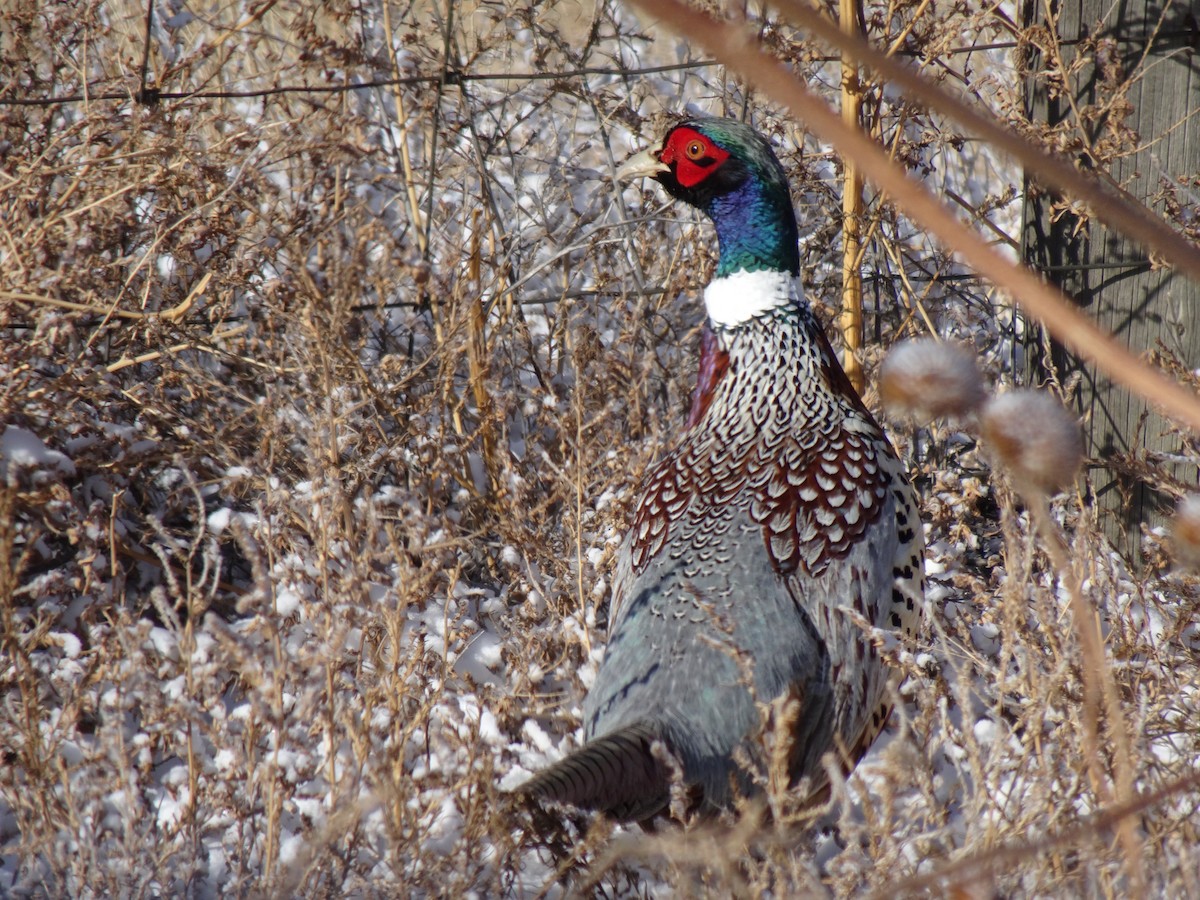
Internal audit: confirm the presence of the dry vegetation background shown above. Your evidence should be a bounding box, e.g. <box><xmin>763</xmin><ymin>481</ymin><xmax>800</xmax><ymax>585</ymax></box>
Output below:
<box><xmin>3</xmin><ymin>0</ymin><xmax>1200</xmax><ymax>896</ymax></box>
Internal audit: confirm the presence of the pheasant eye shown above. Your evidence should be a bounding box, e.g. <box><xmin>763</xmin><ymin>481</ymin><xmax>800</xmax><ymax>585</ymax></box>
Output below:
<box><xmin>685</xmin><ymin>140</ymin><xmax>708</xmax><ymax>160</ymax></box>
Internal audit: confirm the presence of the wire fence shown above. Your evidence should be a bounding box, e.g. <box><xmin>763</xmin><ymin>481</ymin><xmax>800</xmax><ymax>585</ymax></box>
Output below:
<box><xmin>2</xmin><ymin>0</ymin><xmax>1023</xmax><ymax>333</ymax></box>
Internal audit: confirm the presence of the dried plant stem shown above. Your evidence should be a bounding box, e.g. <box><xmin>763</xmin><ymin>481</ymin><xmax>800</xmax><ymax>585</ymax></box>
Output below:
<box><xmin>879</xmin><ymin>225</ymin><xmax>939</xmax><ymax>336</ymax></box>
<box><xmin>192</xmin><ymin>0</ymin><xmax>281</xmax><ymax>60</ymax></box>
<box><xmin>838</xmin><ymin>0</ymin><xmax>865</xmax><ymax>392</ymax></box>
<box><xmin>766</xmin><ymin>693</ymin><xmax>802</xmax><ymax>823</ymax></box>
<box><xmin>467</xmin><ymin>208</ymin><xmax>498</xmax><ymax>497</ymax></box>
<box><xmin>884</xmin><ymin>0</ymin><xmax>934</xmax><ymax>54</ymax></box>
<box><xmin>105</xmin><ymin>325</ymin><xmax>248</xmax><ymax>373</ymax></box>
<box><xmin>382</xmin><ymin>0</ymin><xmax>429</xmax><ymax>260</ymax></box>
<box><xmin>573</xmin><ymin>361</ymin><xmax>593</xmax><ymax>657</ymax></box>
<box><xmin>4</xmin><ymin>273</ymin><xmax>210</xmax><ymax>322</ymax></box>
<box><xmin>1028</xmin><ymin>494</ymin><xmax>1144</xmax><ymax>893</ymax></box>
<box><xmin>0</xmin><ymin>488</ymin><xmax>46</xmax><ymax>783</ymax></box>
<box><xmin>629</xmin><ymin>0</ymin><xmax>1200</xmax><ymax>434</ymax></box>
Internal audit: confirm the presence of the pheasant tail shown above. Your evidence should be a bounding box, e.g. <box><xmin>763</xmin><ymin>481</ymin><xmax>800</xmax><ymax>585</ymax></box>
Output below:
<box><xmin>514</xmin><ymin>724</ymin><xmax>670</xmax><ymax>822</ymax></box>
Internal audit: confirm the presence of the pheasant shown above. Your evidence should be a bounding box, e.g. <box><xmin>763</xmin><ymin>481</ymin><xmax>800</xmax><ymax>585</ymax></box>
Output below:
<box><xmin>517</xmin><ymin>118</ymin><xmax>925</xmax><ymax>822</ymax></box>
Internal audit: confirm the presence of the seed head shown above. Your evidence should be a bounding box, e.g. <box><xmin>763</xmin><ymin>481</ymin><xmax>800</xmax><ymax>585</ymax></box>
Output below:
<box><xmin>1171</xmin><ymin>495</ymin><xmax>1200</xmax><ymax>570</ymax></box>
<box><xmin>979</xmin><ymin>390</ymin><xmax>1084</xmax><ymax>494</ymax></box>
<box><xmin>879</xmin><ymin>339</ymin><xmax>987</xmax><ymax>421</ymax></box>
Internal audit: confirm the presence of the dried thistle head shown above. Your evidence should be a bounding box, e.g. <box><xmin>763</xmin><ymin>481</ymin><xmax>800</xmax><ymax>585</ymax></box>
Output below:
<box><xmin>1171</xmin><ymin>495</ymin><xmax>1200</xmax><ymax>570</ymax></box>
<box><xmin>879</xmin><ymin>338</ymin><xmax>987</xmax><ymax>421</ymax></box>
<box><xmin>979</xmin><ymin>390</ymin><xmax>1084</xmax><ymax>495</ymax></box>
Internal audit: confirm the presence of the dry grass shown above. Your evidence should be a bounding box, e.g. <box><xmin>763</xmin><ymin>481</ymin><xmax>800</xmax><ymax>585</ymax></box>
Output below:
<box><xmin>2</xmin><ymin>0</ymin><xmax>1199</xmax><ymax>896</ymax></box>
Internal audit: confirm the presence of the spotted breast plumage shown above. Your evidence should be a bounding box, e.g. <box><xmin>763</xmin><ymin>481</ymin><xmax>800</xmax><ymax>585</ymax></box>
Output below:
<box><xmin>515</xmin><ymin>117</ymin><xmax>925</xmax><ymax>823</ymax></box>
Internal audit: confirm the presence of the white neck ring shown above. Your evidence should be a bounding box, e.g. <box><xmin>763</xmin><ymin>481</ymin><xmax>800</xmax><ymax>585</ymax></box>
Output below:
<box><xmin>703</xmin><ymin>269</ymin><xmax>801</xmax><ymax>328</ymax></box>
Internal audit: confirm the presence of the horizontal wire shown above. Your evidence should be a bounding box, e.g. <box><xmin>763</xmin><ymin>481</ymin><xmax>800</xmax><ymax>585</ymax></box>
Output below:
<box><xmin>5</xmin><ymin>28</ymin><xmax>1195</xmax><ymax>110</ymax></box>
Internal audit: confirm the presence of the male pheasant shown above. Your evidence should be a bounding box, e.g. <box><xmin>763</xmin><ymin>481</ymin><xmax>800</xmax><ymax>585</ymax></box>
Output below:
<box><xmin>517</xmin><ymin>118</ymin><xmax>925</xmax><ymax>822</ymax></box>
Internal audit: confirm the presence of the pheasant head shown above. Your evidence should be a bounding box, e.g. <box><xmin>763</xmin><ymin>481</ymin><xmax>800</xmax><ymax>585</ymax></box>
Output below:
<box><xmin>619</xmin><ymin>118</ymin><xmax>800</xmax><ymax>279</ymax></box>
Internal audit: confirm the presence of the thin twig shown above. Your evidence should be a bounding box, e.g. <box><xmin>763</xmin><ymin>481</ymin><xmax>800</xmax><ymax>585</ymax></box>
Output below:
<box><xmin>1028</xmin><ymin>494</ymin><xmax>1143</xmax><ymax>892</ymax></box>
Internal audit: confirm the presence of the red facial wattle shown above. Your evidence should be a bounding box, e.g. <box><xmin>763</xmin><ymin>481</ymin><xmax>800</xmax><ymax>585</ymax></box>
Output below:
<box><xmin>659</xmin><ymin>127</ymin><xmax>730</xmax><ymax>188</ymax></box>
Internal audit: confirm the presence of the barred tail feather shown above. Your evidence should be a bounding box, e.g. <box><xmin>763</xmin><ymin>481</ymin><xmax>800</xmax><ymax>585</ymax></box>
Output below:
<box><xmin>513</xmin><ymin>723</ymin><xmax>670</xmax><ymax>822</ymax></box>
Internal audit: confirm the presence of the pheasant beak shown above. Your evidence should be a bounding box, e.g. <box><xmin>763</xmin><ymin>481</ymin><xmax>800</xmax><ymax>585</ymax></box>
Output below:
<box><xmin>616</xmin><ymin>145</ymin><xmax>669</xmax><ymax>182</ymax></box>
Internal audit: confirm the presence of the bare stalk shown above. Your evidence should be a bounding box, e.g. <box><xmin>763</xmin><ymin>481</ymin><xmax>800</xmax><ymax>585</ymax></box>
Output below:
<box><xmin>838</xmin><ymin>0</ymin><xmax>865</xmax><ymax>391</ymax></box>
<box><xmin>382</xmin><ymin>1</ymin><xmax>430</xmax><ymax>260</ymax></box>
<box><xmin>1028</xmin><ymin>493</ymin><xmax>1144</xmax><ymax>893</ymax></box>
<box><xmin>466</xmin><ymin>208</ymin><xmax>498</xmax><ymax>497</ymax></box>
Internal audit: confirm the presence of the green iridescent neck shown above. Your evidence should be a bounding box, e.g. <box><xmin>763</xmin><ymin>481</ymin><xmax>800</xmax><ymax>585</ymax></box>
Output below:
<box><xmin>686</xmin><ymin>121</ymin><xmax>800</xmax><ymax>278</ymax></box>
<box><xmin>707</xmin><ymin>177</ymin><xmax>800</xmax><ymax>278</ymax></box>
